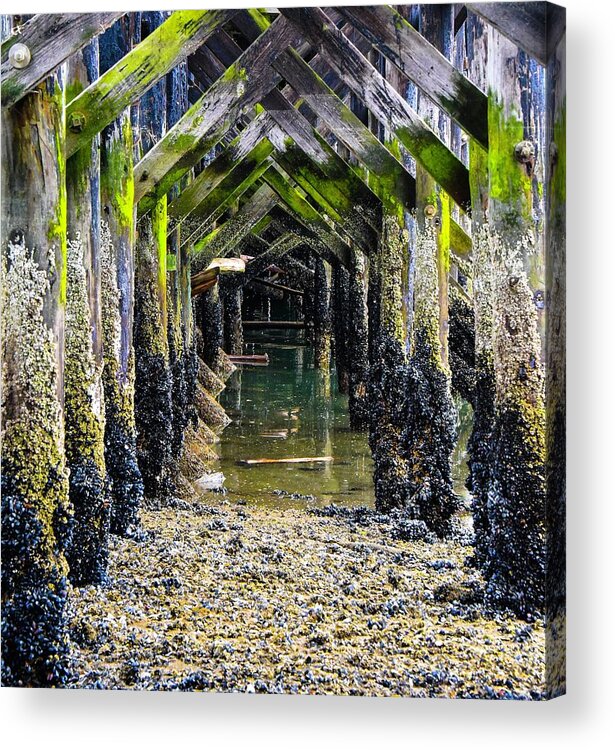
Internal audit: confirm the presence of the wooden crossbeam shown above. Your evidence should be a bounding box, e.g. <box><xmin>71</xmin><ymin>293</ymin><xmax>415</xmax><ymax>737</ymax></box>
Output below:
<box><xmin>1</xmin><ymin>13</ymin><xmax>124</xmax><ymax>107</ymax></box>
<box><xmin>134</xmin><ymin>15</ymin><xmax>303</xmax><ymax>210</ymax></box>
<box><xmin>280</xmin><ymin>6</ymin><xmax>471</xmax><ymax>209</ymax></box>
<box><xmin>241</xmin><ymin>232</ymin><xmax>305</xmax><ymax>280</ymax></box>
<box><xmin>335</xmin><ymin>4</ymin><xmax>488</xmax><ymax>148</ymax></box>
<box><xmin>466</xmin><ymin>2</ymin><xmax>565</xmax><ymax>66</ymax></box>
<box><xmin>65</xmin><ymin>10</ymin><xmax>236</xmax><ymax>157</ymax></box>
<box><xmin>451</xmin><ymin>219</ymin><xmax>473</xmax><ymax>259</ymax></box>
<box><xmin>192</xmin><ymin>183</ymin><xmax>279</xmax><ymax>272</ymax></box>
<box><xmin>191</xmin><ymin>256</ymin><xmax>245</xmax><ymax>296</ymax></box>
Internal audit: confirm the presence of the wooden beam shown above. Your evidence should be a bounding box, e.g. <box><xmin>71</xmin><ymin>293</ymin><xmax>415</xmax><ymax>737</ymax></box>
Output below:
<box><xmin>242</xmin><ymin>320</ymin><xmax>306</xmax><ymax>330</ymax></box>
<box><xmin>280</xmin><ymin>6</ymin><xmax>471</xmax><ymax>209</ymax></box>
<box><xmin>191</xmin><ymin>256</ymin><xmax>245</xmax><ymax>295</ymax></box>
<box><xmin>66</xmin><ymin>10</ymin><xmax>237</xmax><ymax>157</ymax></box>
<box><xmin>250</xmin><ymin>277</ymin><xmax>304</xmax><ymax>296</ymax></box>
<box><xmin>335</xmin><ymin>4</ymin><xmax>488</xmax><ymax>147</ymax></box>
<box><xmin>466</xmin><ymin>2</ymin><xmax>565</xmax><ymax>66</ymax></box>
<box><xmin>451</xmin><ymin>218</ymin><xmax>473</xmax><ymax>259</ymax></box>
<box><xmin>134</xmin><ymin>15</ymin><xmax>302</xmax><ymax>210</ymax></box>
<box><xmin>1</xmin><ymin>13</ymin><xmax>124</xmax><ymax>107</ymax></box>
<box><xmin>241</xmin><ymin>232</ymin><xmax>305</xmax><ymax>280</ymax></box>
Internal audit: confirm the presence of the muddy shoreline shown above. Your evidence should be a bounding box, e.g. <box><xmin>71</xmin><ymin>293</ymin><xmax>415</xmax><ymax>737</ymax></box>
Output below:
<box><xmin>66</xmin><ymin>496</ymin><xmax>546</xmax><ymax>698</ymax></box>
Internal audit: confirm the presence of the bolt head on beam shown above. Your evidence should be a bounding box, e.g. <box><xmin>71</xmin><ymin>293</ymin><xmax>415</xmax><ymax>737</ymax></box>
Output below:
<box><xmin>9</xmin><ymin>43</ymin><xmax>31</xmax><ymax>69</ymax></box>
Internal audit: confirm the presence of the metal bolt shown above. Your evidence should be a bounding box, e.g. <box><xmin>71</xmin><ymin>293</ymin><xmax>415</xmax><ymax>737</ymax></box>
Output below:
<box><xmin>424</xmin><ymin>204</ymin><xmax>436</xmax><ymax>218</ymax></box>
<box><xmin>514</xmin><ymin>140</ymin><xmax>535</xmax><ymax>164</ymax></box>
<box><xmin>9</xmin><ymin>43</ymin><xmax>31</xmax><ymax>69</ymax></box>
<box><xmin>68</xmin><ymin>112</ymin><xmax>86</xmax><ymax>133</ymax></box>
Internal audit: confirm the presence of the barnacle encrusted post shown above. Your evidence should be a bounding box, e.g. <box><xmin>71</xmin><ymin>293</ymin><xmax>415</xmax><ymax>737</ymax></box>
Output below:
<box><xmin>99</xmin><ymin>16</ymin><xmax>144</xmax><ymax>537</ymax></box>
<box><xmin>1</xmin><ymin>75</ymin><xmax>72</xmax><ymax>687</ymax></box>
<box><xmin>133</xmin><ymin>11</ymin><xmax>175</xmax><ymax>502</ymax></box>
<box><xmin>313</xmin><ymin>255</ymin><xmax>332</xmax><ymax>372</ymax></box>
<box><xmin>220</xmin><ymin>269</ymin><xmax>244</xmax><ymax>356</ymax></box>
<box><xmin>368</xmin><ymin>205</ymin><xmax>411</xmax><ymax>513</ymax></box>
<box><xmin>64</xmin><ymin>42</ymin><xmax>110</xmax><ymax>585</ymax></box>
<box><xmin>199</xmin><ymin>283</ymin><xmax>225</xmax><ymax>375</ymax></box>
<box><xmin>347</xmin><ymin>246</ymin><xmax>370</xmax><ymax>429</ymax></box>
<box><xmin>166</xmin><ymin>62</ymin><xmax>194</xmax><ymax>466</ymax></box>
<box><xmin>400</xmin><ymin>3</ymin><xmax>460</xmax><ymax>537</ymax></box>
<box><xmin>545</xmin><ymin>29</ymin><xmax>566</xmax><ymax>697</ymax></box>
<box><xmin>331</xmin><ymin>263</ymin><xmax>350</xmax><ymax>394</ymax></box>
<box><xmin>480</xmin><ymin>27</ymin><xmax>547</xmax><ymax>616</ymax></box>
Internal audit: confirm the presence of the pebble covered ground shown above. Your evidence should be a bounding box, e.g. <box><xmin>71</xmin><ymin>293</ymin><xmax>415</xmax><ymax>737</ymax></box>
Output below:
<box><xmin>67</xmin><ymin>496</ymin><xmax>546</xmax><ymax>698</ymax></box>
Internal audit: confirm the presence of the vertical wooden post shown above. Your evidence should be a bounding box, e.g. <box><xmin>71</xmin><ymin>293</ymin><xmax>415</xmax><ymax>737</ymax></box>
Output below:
<box><xmin>331</xmin><ymin>263</ymin><xmax>350</xmax><ymax>394</ymax></box>
<box><xmin>133</xmin><ymin>11</ymin><xmax>175</xmax><ymax>501</ymax></box>
<box><xmin>481</xmin><ymin>26</ymin><xmax>546</xmax><ymax>616</ymax></box>
<box><xmin>99</xmin><ymin>15</ymin><xmax>143</xmax><ymax>537</ymax></box>
<box><xmin>220</xmin><ymin>272</ymin><xmax>244</xmax><ymax>356</ymax></box>
<box><xmin>1</xmin><ymin>74</ymin><xmax>72</xmax><ymax>686</ymax></box>
<box><xmin>200</xmin><ymin>283</ymin><xmax>225</xmax><ymax>376</ymax></box>
<box><xmin>166</xmin><ymin>62</ymin><xmax>193</xmax><ymax>465</ymax></box>
<box><xmin>402</xmin><ymin>4</ymin><xmax>460</xmax><ymax>536</ymax></box>
<box><xmin>313</xmin><ymin>256</ymin><xmax>332</xmax><ymax>372</ymax></box>
<box><xmin>466</xmin><ymin>13</ymin><xmax>495</xmax><ymax>571</ymax></box>
<box><xmin>64</xmin><ymin>40</ymin><xmax>109</xmax><ymax>584</ymax></box>
<box><xmin>545</xmin><ymin>25</ymin><xmax>566</xmax><ymax>696</ymax></box>
<box><xmin>368</xmin><ymin>203</ymin><xmax>412</xmax><ymax>513</ymax></box>
<box><xmin>347</xmin><ymin>246</ymin><xmax>370</xmax><ymax>429</ymax></box>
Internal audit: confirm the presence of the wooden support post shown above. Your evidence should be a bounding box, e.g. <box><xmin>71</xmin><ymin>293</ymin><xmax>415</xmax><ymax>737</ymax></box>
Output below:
<box><xmin>403</xmin><ymin>5</ymin><xmax>460</xmax><ymax>536</ymax></box>
<box><xmin>313</xmin><ymin>256</ymin><xmax>332</xmax><ymax>372</ymax></box>
<box><xmin>479</xmin><ymin>25</ymin><xmax>547</xmax><ymax>616</ymax></box>
<box><xmin>199</xmin><ymin>283</ymin><xmax>225</xmax><ymax>376</ymax></box>
<box><xmin>347</xmin><ymin>247</ymin><xmax>370</xmax><ymax>430</ymax></box>
<box><xmin>220</xmin><ymin>272</ymin><xmax>244</xmax><ymax>356</ymax></box>
<box><xmin>64</xmin><ymin>40</ymin><xmax>109</xmax><ymax>585</ymax></box>
<box><xmin>331</xmin><ymin>264</ymin><xmax>350</xmax><ymax>394</ymax></box>
<box><xmin>166</xmin><ymin>60</ymin><xmax>194</xmax><ymax>467</ymax></box>
<box><xmin>545</xmin><ymin>22</ymin><xmax>566</xmax><ymax>697</ymax></box>
<box><xmin>1</xmin><ymin>72</ymin><xmax>72</xmax><ymax>686</ymax></box>
<box><xmin>99</xmin><ymin>15</ymin><xmax>143</xmax><ymax>538</ymax></box>
<box><xmin>133</xmin><ymin>11</ymin><xmax>174</xmax><ymax>502</ymax></box>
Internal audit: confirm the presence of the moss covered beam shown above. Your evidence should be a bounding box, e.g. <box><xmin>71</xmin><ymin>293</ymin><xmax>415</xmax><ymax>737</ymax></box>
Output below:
<box><xmin>280</xmin><ymin>6</ymin><xmax>471</xmax><ymax>209</ymax></box>
<box><xmin>134</xmin><ymin>15</ymin><xmax>303</xmax><ymax>210</ymax></box>
<box><xmin>65</xmin><ymin>10</ymin><xmax>236</xmax><ymax>158</ymax></box>
<box><xmin>336</xmin><ymin>4</ymin><xmax>488</xmax><ymax>148</ymax></box>
<box><xmin>1</xmin><ymin>72</ymin><xmax>72</xmax><ymax>687</ymax></box>
<box><xmin>64</xmin><ymin>41</ymin><xmax>109</xmax><ymax>586</ymax></box>
<box><xmin>1</xmin><ymin>12</ymin><xmax>123</xmax><ymax>107</ymax></box>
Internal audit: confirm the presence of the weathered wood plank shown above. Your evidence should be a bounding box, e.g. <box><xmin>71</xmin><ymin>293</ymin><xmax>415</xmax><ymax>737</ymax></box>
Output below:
<box><xmin>1</xmin><ymin>12</ymin><xmax>124</xmax><ymax>107</ymax></box>
<box><xmin>66</xmin><ymin>9</ymin><xmax>236</xmax><ymax>157</ymax></box>
<box><xmin>467</xmin><ymin>2</ymin><xmax>565</xmax><ymax>65</ymax></box>
<box><xmin>134</xmin><ymin>15</ymin><xmax>302</xmax><ymax>210</ymax></box>
<box><xmin>280</xmin><ymin>6</ymin><xmax>471</xmax><ymax>209</ymax></box>
<box><xmin>451</xmin><ymin>218</ymin><xmax>473</xmax><ymax>258</ymax></box>
<box><xmin>336</xmin><ymin>4</ymin><xmax>488</xmax><ymax>147</ymax></box>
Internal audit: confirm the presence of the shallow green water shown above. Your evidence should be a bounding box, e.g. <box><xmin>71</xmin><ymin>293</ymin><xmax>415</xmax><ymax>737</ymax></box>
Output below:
<box><xmin>217</xmin><ymin>330</ymin><xmax>375</xmax><ymax>508</ymax></box>
<box><xmin>214</xmin><ymin>330</ymin><xmax>472</xmax><ymax>509</ymax></box>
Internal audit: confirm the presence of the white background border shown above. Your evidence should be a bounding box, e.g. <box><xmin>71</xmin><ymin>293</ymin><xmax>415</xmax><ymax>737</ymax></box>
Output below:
<box><xmin>2</xmin><ymin>1</ymin><xmax>613</xmax><ymax>747</ymax></box>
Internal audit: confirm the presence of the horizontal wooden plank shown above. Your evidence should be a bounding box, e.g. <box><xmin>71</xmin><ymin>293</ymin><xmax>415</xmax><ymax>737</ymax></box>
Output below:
<box><xmin>66</xmin><ymin>9</ymin><xmax>237</xmax><ymax>156</ymax></box>
<box><xmin>2</xmin><ymin>12</ymin><xmax>124</xmax><ymax>107</ymax></box>
<box><xmin>135</xmin><ymin>15</ymin><xmax>302</xmax><ymax>210</ymax></box>
<box><xmin>450</xmin><ymin>219</ymin><xmax>473</xmax><ymax>259</ymax></box>
<box><xmin>336</xmin><ymin>4</ymin><xmax>488</xmax><ymax>147</ymax></box>
<box><xmin>280</xmin><ymin>6</ymin><xmax>471</xmax><ymax>209</ymax></box>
